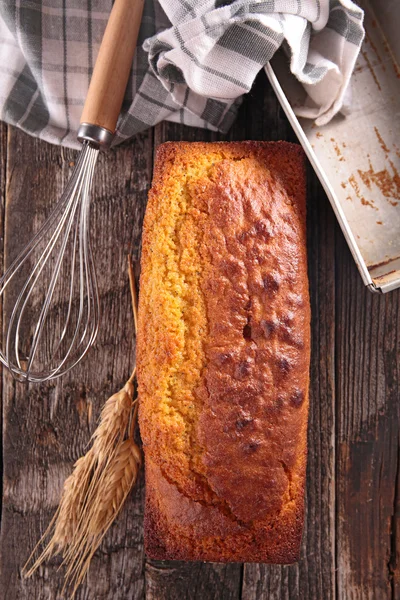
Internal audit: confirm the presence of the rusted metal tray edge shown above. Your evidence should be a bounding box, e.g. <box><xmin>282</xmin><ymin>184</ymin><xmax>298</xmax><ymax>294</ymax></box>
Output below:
<box><xmin>264</xmin><ymin>0</ymin><xmax>400</xmax><ymax>295</ymax></box>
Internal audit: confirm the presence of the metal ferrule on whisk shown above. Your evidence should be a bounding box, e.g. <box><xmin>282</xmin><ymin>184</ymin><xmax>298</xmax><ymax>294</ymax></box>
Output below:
<box><xmin>77</xmin><ymin>124</ymin><xmax>114</xmax><ymax>150</ymax></box>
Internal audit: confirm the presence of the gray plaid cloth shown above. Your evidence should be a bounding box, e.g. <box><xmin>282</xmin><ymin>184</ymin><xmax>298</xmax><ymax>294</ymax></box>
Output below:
<box><xmin>0</xmin><ymin>0</ymin><xmax>364</xmax><ymax>149</ymax></box>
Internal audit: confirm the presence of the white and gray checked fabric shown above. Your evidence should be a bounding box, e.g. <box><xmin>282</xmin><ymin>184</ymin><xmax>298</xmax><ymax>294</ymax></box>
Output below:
<box><xmin>0</xmin><ymin>0</ymin><xmax>364</xmax><ymax>149</ymax></box>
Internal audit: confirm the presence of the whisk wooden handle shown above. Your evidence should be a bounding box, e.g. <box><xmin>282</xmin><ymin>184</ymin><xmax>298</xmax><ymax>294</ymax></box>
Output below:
<box><xmin>80</xmin><ymin>0</ymin><xmax>144</xmax><ymax>135</ymax></box>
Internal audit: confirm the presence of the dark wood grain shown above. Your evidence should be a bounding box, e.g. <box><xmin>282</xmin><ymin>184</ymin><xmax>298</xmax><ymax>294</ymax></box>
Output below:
<box><xmin>145</xmin><ymin>561</ymin><xmax>242</xmax><ymax>600</ymax></box>
<box><xmin>0</xmin><ymin>69</ymin><xmax>398</xmax><ymax>600</ymax></box>
<box><xmin>0</xmin><ymin>127</ymin><xmax>152</xmax><ymax>599</ymax></box>
<box><xmin>0</xmin><ymin>122</ymin><xmax>6</xmax><ymax>208</ymax></box>
<box><xmin>335</xmin><ymin>230</ymin><xmax>400</xmax><ymax>600</ymax></box>
<box><xmin>0</xmin><ymin>122</ymin><xmax>7</xmax><ymax>522</ymax></box>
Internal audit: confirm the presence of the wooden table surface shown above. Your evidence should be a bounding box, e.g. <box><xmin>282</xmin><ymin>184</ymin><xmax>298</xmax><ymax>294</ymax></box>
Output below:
<box><xmin>0</xmin><ymin>71</ymin><xmax>399</xmax><ymax>600</ymax></box>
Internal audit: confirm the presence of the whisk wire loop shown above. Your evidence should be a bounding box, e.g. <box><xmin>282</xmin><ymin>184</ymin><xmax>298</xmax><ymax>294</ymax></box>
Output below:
<box><xmin>48</xmin><ymin>147</ymin><xmax>99</xmax><ymax>380</ymax></box>
<box><xmin>0</xmin><ymin>142</ymin><xmax>100</xmax><ymax>382</ymax></box>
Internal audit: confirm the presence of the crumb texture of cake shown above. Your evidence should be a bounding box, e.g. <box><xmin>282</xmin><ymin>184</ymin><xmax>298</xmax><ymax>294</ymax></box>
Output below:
<box><xmin>137</xmin><ymin>141</ymin><xmax>310</xmax><ymax>563</ymax></box>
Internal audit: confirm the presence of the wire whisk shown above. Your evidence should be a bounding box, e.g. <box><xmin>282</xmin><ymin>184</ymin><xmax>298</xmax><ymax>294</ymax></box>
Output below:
<box><xmin>0</xmin><ymin>144</ymin><xmax>99</xmax><ymax>382</ymax></box>
<box><xmin>0</xmin><ymin>0</ymin><xmax>144</xmax><ymax>382</ymax></box>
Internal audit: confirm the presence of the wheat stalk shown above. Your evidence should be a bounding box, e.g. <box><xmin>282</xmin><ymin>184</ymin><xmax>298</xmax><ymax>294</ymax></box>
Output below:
<box><xmin>92</xmin><ymin>380</ymin><xmax>134</xmax><ymax>462</ymax></box>
<box><xmin>91</xmin><ymin>437</ymin><xmax>141</xmax><ymax>533</ymax></box>
<box><xmin>23</xmin><ymin>451</ymin><xmax>96</xmax><ymax>578</ymax></box>
<box><xmin>23</xmin><ymin>256</ymin><xmax>141</xmax><ymax>596</ymax></box>
<box><xmin>54</xmin><ymin>452</ymin><xmax>96</xmax><ymax>549</ymax></box>
<box><xmin>62</xmin><ymin>433</ymin><xmax>141</xmax><ymax>596</ymax></box>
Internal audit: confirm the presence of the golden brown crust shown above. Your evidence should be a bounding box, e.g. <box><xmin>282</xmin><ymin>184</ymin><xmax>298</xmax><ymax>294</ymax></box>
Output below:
<box><xmin>144</xmin><ymin>457</ymin><xmax>304</xmax><ymax>563</ymax></box>
<box><xmin>137</xmin><ymin>141</ymin><xmax>310</xmax><ymax>563</ymax></box>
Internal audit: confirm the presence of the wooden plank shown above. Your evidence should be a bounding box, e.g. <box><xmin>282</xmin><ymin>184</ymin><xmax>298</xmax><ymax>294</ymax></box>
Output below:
<box><xmin>294</xmin><ymin>170</ymin><xmax>337</xmax><ymax>600</ymax></box>
<box><xmin>0</xmin><ymin>122</ymin><xmax>7</xmax><ymax>520</ymax></box>
<box><xmin>0</xmin><ymin>122</ymin><xmax>6</xmax><ymax>207</ymax></box>
<box><xmin>0</xmin><ymin>126</ymin><xmax>152</xmax><ymax>599</ymax></box>
<box><xmin>145</xmin><ymin>561</ymin><xmax>242</xmax><ymax>600</ymax></box>
<box><xmin>391</xmin><ymin>437</ymin><xmax>400</xmax><ymax>600</ymax></box>
<box><xmin>335</xmin><ymin>232</ymin><xmax>400</xmax><ymax>600</ymax></box>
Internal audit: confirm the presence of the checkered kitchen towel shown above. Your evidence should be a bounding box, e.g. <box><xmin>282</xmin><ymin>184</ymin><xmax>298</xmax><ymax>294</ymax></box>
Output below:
<box><xmin>0</xmin><ymin>0</ymin><xmax>364</xmax><ymax>149</ymax></box>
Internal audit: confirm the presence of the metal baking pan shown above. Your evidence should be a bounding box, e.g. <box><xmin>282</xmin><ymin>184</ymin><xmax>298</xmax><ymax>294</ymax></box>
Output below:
<box><xmin>265</xmin><ymin>0</ymin><xmax>400</xmax><ymax>293</ymax></box>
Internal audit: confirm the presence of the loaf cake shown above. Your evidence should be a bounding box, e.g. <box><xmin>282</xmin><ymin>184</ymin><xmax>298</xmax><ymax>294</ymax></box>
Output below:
<box><xmin>137</xmin><ymin>141</ymin><xmax>310</xmax><ymax>563</ymax></box>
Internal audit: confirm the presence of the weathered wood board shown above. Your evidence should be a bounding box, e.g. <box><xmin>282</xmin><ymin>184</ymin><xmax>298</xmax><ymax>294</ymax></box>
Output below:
<box><xmin>0</xmin><ymin>72</ymin><xmax>398</xmax><ymax>600</ymax></box>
